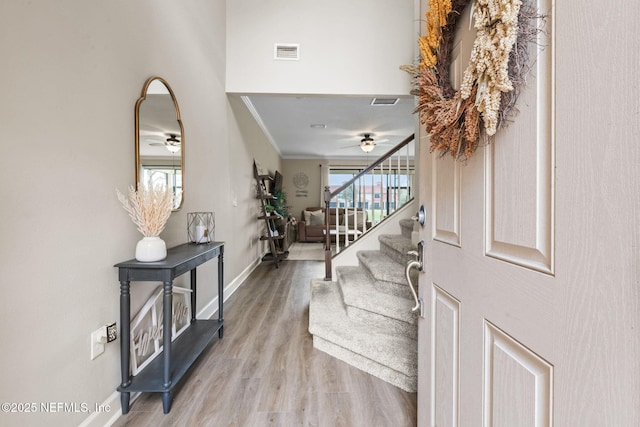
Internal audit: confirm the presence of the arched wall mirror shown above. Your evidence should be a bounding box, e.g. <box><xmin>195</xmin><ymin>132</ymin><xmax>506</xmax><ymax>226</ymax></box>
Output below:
<box><xmin>135</xmin><ymin>77</ymin><xmax>184</xmax><ymax>210</ymax></box>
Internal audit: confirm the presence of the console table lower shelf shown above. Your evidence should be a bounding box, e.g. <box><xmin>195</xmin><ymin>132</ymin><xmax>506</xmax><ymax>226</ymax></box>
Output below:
<box><xmin>117</xmin><ymin>319</ymin><xmax>222</xmax><ymax>396</ymax></box>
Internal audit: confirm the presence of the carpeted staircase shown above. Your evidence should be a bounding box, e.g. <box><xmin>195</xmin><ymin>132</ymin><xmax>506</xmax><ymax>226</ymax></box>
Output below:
<box><xmin>308</xmin><ymin>218</ymin><xmax>419</xmax><ymax>392</ymax></box>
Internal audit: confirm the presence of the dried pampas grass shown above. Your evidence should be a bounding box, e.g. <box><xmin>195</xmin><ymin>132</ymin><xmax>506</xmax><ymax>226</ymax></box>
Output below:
<box><xmin>116</xmin><ymin>184</ymin><xmax>173</xmax><ymax>237</ymax></box>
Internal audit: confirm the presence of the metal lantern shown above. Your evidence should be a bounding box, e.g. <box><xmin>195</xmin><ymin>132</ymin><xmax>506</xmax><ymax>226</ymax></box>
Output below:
<box><xmin>187</xmin><ymin>212</ymin><xmax>215</xmax><ymax>244</ymax></box>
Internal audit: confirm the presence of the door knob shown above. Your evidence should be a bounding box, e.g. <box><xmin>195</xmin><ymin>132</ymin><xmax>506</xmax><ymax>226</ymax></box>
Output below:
<box><xmin>411</xmin><ymin>205</ymin><xmax>426</xmax><ymax>227</ymax></box>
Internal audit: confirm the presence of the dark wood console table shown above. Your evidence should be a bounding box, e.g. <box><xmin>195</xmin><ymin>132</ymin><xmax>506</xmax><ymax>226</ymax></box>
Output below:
<box><xmin>114</xmin><ymin>242</ymin><xmax>224</xmax><ymax>414</ymax></box>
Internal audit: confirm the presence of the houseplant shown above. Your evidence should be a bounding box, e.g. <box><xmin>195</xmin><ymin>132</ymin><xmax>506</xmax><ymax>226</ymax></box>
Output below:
<box><xmin>116</xmin><ymin>183</ymin><xmax>173</xmax><ymax>262</ymax></box>
<box><xmin>272</xmin><ymin>188</ymin><xmax>289</xmax><ymax>217</ymax></box>
<box><xmin>272</xmin><ymin>188</ymin><xmax>292</xmax><ymax>236</ymax></box>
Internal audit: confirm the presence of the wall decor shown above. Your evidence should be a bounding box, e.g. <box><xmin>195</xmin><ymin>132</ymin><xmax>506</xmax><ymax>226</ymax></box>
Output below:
<box><xmin>293</xmin><ymin>172</ymin><xmax>309</xmax><ymax>189</ymax></box>
<box><xmin>129</xmin><ymin>286</ymin><xmax>192</xmax><ymax>375</ymax></box>
<box><xmin>402</xmin><ymin>0</ymin><xmax>545</xmax><ymax>160</ymax></box>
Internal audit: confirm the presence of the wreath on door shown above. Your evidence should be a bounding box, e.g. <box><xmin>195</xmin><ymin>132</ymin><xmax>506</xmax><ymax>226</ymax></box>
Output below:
<box><xmin>402</xmin><ymin>0</ymin><xmax>546</xmax><ymax>160</ymax></box>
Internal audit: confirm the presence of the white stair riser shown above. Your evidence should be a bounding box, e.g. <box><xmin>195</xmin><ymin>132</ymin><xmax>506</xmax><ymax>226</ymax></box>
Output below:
<box><xmin>312</xmin><ymin>336</ymin><xmax>417</xmax><ymax>393</ymax></box>
<box><xmin>345</xmin><ymin>306</ymin><xmax>418</xmax><ymax>339</ymax></box>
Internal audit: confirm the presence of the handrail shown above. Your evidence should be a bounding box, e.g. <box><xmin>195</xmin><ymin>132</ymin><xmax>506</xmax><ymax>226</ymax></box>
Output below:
<box><xmin>323</xmin><ymin>133</ymin><xmax>415</xmax><ymax>280</ymax></box>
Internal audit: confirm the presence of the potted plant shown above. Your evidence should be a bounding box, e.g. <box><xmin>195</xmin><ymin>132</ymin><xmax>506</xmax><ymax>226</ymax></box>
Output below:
<box><xmin>272</xmin><ymin>188</ymin><xmax>291</xmax><ymax>236</ymax></box>
<box><xmin>272</xmin><ymin>188</ymin><xmax>290</xmax><ymax>217</ymax></box>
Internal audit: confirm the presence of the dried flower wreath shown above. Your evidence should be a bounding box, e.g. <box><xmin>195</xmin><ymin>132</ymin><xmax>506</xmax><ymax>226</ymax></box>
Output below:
<box><xmin>402</xmin><ymin>0</ymin><xmax>545</xmax><ymax>160</ymax></box>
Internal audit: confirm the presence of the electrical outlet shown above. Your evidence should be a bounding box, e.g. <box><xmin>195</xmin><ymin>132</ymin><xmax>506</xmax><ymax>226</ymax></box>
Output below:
<box><xmin>107</xmin><ymin>323</ymin><xmax>117</xmax><ymax>342</ymax></box>
<box><xmin>91</xmin><ymin>326</ymin><xmax>107</xmax><ymax>360</ymax></box>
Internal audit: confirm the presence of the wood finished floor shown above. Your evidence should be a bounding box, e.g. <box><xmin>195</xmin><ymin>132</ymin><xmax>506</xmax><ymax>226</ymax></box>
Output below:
<box><xmin>112</xmin><ymin>260</ymin><xmax>417</xmax><ymax>427</ymax></box>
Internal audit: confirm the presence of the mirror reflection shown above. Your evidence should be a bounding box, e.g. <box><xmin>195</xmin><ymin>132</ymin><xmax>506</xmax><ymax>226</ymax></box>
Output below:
<box><xmin>135</xmin><ymin>77</ymin><xmax>184</xmax><ymax>210</ymax></box>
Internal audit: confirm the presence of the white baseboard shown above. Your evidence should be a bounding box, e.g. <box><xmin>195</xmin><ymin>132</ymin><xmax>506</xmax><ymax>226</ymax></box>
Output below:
<box><xmin>77</xmin><ymin>391</ymin><xmax>130</xmax><ymax>427</ymax></box>
<box><xmin>84</xmin><ymin>256</ymin><xmax>262</xmax><ymax>427</ymax></box>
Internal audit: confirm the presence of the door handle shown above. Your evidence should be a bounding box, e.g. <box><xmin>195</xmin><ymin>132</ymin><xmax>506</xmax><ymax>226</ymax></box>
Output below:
<box><xmin>406</xmin><ymin>240</ymin><xmax>425</xmax><ymax>315</ymax></box>
<box><xmin>407</xmin><ymin>240</ymin><xmax>424</xmax><ymax>271</ymax></box>
<box><xmin>405</xmin><ymin>260</ymin><xmax>421</xmax><ymax>312</ymax></box>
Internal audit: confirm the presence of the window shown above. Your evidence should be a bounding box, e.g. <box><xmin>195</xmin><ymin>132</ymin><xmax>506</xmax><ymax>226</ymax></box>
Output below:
<box><xmin>328</xmin><ymin>166</ymin><xmax>414</xmax><ymax>225</ymax></box>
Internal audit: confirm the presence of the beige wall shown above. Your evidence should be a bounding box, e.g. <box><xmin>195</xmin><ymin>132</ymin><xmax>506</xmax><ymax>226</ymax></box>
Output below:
<box><xmin>227</xmin><ymin>0</ymin><xmax>415</xmax><ymax>95</ymax></box>
<box><xmin>281</xmin><ymin>159</ymin><xmax>324</xmax><ymax>219</ymax></box>
<box><xmin>0</xmin><ymin>1</ymin><xmax>278</xmax><ymax>426</ymax></box>
<box><xmin>228</xmin><ymin>94</ymin><xmax>282</xmax><ymax>256</ymax></box>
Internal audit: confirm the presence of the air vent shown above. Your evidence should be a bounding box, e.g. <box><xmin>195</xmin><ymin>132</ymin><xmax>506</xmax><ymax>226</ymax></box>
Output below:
<box><xmin>371</xmin><ymin>98</ymin><xmax>399</xmax><ymax>106</ymax></box>
<box><xmin>274</xmin><ymin>43</ymin><xmax>299</xmax><ymax>60</ymax></box>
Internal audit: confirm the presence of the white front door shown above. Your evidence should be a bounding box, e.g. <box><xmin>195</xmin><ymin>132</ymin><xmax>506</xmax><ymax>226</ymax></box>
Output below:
<box><xmin>415</xmin><ymin>1</ymin><xmax>640</xmax><ymax>426</ymax></box>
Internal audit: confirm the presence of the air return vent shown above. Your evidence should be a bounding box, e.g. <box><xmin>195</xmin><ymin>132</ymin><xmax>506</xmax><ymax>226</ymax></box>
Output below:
<box><xmin>274</xmin><ymin>44</ymin><xmax>300</xmax><ymax>60</ymax></box>
<box><xmin>371</xmin><ymin>98</ymin><xmax>400</xmax><ymax>106</ymax></box>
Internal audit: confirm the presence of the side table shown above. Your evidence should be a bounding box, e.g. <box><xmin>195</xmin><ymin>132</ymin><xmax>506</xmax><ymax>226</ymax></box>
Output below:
<box><xmin>114</xmin><ymin>242</ymin><xmax>224</xmax><ymax>414</ymax></box>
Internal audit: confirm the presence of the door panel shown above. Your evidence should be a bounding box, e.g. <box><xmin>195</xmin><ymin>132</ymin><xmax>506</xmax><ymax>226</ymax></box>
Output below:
<box><xmin>483</xmin><ymin>321</ymin><xmax>553</xmax><ymax>427</ymax></box>
<box><xmin>484</xmin><ymin>7</ymin><xmax>555</xmax><ymax>274</ymax></box>
<box><xmin>433</xmin><ymin>155</ymin><xmax>461</xmax><ymax>246</ymax></box>
<box><xmin>431</xmin><ymin>285</ymin><xmax>460</xmax><ymax>426</ymax></box>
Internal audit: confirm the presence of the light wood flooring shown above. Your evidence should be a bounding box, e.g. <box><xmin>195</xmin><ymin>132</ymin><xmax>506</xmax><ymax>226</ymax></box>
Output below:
<box><xmin>112</xmin><ymin>260</ymin><xmax>417</xmax><ymax>427</ymax></box>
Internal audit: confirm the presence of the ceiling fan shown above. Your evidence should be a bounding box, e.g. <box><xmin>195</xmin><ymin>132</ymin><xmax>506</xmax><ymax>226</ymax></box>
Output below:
<box><xmin>341</xmin><ymin>133</ymin><xmax>390</xmax><ymax>153</ymax></box>
<box><xmin>360</xmin><ymin>134</ymin><xmax>377</xmax><ymax>152</ymax></box>
<box><xmin>148</xmin><ymin>134</ymin><xmax>181</xmax><ymax>153</ymax></box>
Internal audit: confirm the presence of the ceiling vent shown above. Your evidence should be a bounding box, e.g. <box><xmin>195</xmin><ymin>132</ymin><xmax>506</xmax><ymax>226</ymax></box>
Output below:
<box><xmin>371</xmin><ymin>98</ymin><xmax>399</xmax><ymax>106</ymax></box>
<box><xmin>274</xmin><ymin>44</ymin><xmax>300</xmax><ymax>60</ymax></box>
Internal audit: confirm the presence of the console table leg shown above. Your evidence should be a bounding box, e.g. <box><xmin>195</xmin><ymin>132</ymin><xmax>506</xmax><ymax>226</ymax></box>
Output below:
<box><xmin>120</xmin><ymin>281</ymin><xmax>131</xmax><ymax>389</ymax></box>
<box><xmin>218</xmin><ymin>248</ymin><xmax>224</xmax><ymax>339</ymax></box>
<box><xmin>162</xmin><ymin>281</ymin><xmax>173</xmax><ymax>389</ymax></box>
<box><xmin>190</xmin><ymin>269</ymin><xmax>197</xmax><ymax>323</ymax></box>
<box><xmin>119</xmin><ymin>280</ymin><xmax>132</xmax><ymax>415</ymax></box>
<box><xmin>162</xmin><ymin>391</ymin><xmax>171</xmax><ymax>414</ymax></box>
<box><xmin>120</xmin><ymin>392</ymin><xmax>130</xmax><ymax>414</ymax></box>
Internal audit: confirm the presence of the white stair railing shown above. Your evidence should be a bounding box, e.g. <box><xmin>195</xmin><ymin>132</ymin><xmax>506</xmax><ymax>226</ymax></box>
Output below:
<box><xmin>323</xmin><ymin>134</ymin><xmax>415</xmax><ymax>279</ymax></box>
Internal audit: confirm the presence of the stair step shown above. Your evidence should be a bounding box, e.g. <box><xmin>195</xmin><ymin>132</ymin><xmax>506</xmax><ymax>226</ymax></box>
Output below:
<box><xmin>378</xmin><ymin>234</ymin><xmax>416</xmax><ymax>265</ymax></box>
<box><xmin>336</xmin><ymin>266</ymin><xmax>418</xmax><ymax>339</ymax></box>
<box><xmin>309</xmin><ymin>279</ymin><xmax>417</xmax><ymax>392</ymax></box>
<box><xmin>357</xmin><ymin>250</ymin><xmax>418</xmax><ymax>296</ymax></box>
<box><xmin>399</xmin><ymin>218</ymin><xmax>415</xmax><ymax>239</ymax></box>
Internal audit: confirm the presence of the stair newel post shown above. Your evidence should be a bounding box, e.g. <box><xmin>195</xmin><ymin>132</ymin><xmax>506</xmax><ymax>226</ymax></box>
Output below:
<box><xmin>324</xmin><ymin>186</ymin><xmax>332</xmax><ymax>280</ymax></box>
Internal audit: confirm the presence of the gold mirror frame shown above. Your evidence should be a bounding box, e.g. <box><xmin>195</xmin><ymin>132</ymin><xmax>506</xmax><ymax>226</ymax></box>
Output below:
<box><xmin>135</xmin><ymin>76</ymin><xmax>184</xmax><ymax>211</ymax></box>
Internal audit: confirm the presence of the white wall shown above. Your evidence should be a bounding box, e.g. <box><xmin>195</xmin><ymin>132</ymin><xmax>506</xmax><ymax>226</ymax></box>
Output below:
<box><xmin>227</xmin><ymin>0</ymin><xmax>415</xmax><ymax>95</ymax></box>
<box><xmin>0</xmin><ymin>1</ymin><xmax>279</xmax><ymax>426</ymax></box>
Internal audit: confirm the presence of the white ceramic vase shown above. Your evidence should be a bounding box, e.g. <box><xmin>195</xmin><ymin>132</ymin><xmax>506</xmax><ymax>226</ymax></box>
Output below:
<box><xmin>135</xmin><ymin>236</ymin><xmax>167</xmax><ymax>262</ymax></box>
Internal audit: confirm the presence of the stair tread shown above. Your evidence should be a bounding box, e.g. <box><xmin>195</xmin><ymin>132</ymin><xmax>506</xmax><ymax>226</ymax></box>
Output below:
<box><xmin>309</xmin><ymin>279</ymin><xmax>417</xmax><ymax>376</ymax></box>
<box><xmin>336</xmin><ymin>266</ymin><xmax>417</xmax><ymax>325</ymax></box>
<box><xmin>378</xmin><ymin>234</ymin><xmax>415</xmax><ymax>255</ymax></box>
<box><xmin>357</xmin><ymin>250</ymin><xmax>408</xmax><ymax>285</ymax></box>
